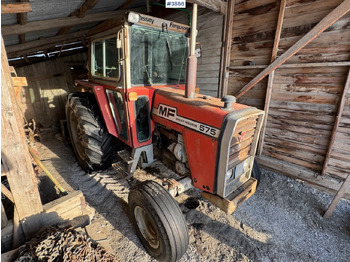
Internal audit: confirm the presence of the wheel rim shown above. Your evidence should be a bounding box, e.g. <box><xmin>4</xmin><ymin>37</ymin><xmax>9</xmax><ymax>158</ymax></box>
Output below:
<box><xmin>134</xmin><ymin>206</ymin><xmax>160</xmax><ymax>249</ymax></box>
<box><xmin>69</xmin><ymin>111</ymin><xmax>86</xmax><ymax>160</ymax></box>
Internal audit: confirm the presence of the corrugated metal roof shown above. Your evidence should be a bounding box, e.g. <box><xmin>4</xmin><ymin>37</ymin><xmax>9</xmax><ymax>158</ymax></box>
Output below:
<box><xmin>1</xmin><ymin>0</ymin><xmax>147</xmax><ymax>48</ymax></box>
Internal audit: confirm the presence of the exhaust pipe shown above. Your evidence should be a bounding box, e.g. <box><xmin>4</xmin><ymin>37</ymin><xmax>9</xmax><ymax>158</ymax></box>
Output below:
<box><xmin>185</xmin><ymin>3</ymin><xmax>198</xmax><ymax>99</ymax></box>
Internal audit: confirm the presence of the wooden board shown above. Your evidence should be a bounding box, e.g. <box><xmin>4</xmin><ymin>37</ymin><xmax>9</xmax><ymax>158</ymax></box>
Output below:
<box><xmin>1</xmin><ymin>37</ymin><xmax>43</xmax><ymax>238</ymax></box>
<box><xmin>42</xmin><ymin>190</ymin><xmax>92</xmax><ymax>226</ymax></box>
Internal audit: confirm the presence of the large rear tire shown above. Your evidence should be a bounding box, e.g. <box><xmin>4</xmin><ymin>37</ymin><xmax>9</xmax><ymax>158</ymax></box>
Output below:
<box><xmin>66</xmin><ymin>93</ymin><xmax>114</xmax><ymax>172</ymax></box>
<box><xmin>128</xmin><ymin>181</ymin><xmax>189</xmax><ymax>262</ymax></box>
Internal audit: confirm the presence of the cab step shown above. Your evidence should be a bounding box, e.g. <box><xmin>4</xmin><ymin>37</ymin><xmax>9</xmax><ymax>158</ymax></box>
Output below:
<box><xmin>201</xmin><ymin>177</ymin><xmax>257</xmax><ymax>215</ymax></box>
<box><xmin>117</xmin><ymin>149</ymin><xmax>136</xmax><ymax>165</ymax></box>
<box><xmin>112</xmin><ymin>161</ymin><xmax>133</xmax><ymax>180</ymax></box>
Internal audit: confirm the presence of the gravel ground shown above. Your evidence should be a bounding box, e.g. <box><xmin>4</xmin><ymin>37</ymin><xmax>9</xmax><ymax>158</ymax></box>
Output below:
<box><xmin>36</xmin><ymin>134</ymin><xmax>350</xmax><ymax>262</ymax></box>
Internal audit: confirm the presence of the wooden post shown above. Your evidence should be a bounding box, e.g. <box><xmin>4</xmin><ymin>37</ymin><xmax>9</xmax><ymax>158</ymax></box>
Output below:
<box><xmin>257</xmin><ymin>0</ymin><xmax>286</xmax><ymax>155</ymax></box>
<box><xmin>218</xmin><ymin>0</ymin><xmax>235</xmax><ymax>98</ymax></box>
<box><xmin>16</xmin><ymin>0</ymin><xmax>29</xmax><ymax>45</ymax></box>
<box><xmin>1</xmin><ymin>36</ymin><xmax>43</xmax><ymax>238</ymax></box>
<box><xmin>321</xmin><ymin>69</ymin><xmax>350</xmax><ymax>176</ymax></box>
<box><xmin>323</xmin><ymin>174</ymin><xmax>350</xmax><ymax>218</ymax></box>
<box><xmin>234</xmin><ymin>0</ymin><xmax>350</xmax><ymax>99</ymax></box>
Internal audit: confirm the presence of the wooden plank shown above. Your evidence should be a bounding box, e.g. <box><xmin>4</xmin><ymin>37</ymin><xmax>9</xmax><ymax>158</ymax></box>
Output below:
<box><xmin>16</xmin><ymin>0</ymin><xmax>29</xmax><ymax>44</ymax></box>
<box><xmin>1</xmin><ymin>2</ymin><xmax>31</xmax><ymax>14</ymax></box>
<box><xmin>321</xmin><ymin>69</ymin><xmax>350</xmax><ymax>176</ymax></box>
<box><xmin>11</xmin><ymin>77</ymin><xmax>27</xmax><ymax>87</ymax></box>
<box><xmin>42</xmin><ymin>191</ymin><xmax>91</xmax><ymax>226</ymax></box>
<box><xmin>229</xmin><ymin>61</ymin><xmax>350</xmax><ymax>70</ymax></box>
<box><xmin>73</xmin><ymin>0</ymin><xmax>101</xmax><ymax>18</ymax></box>
<box><xmin>1</xmin><ymin>37</ymin><xmax>43</xmax><ymax>237</ymax></box>
<box><xmin>234</xmin><ymin>0</ymin><xmax>350</xmax><ymax>98</ymax></box>
<box><xmin>13</xmin><ymin>208</ymin><xmax>20</xmax><ymax>248</ymax></box>
<box><xmin>324</xmin><ymin>174</ymin><xmax>350</xmax><ymax>218</ymax></box>
<box><xmin>1</xmin><ymin>248</ymin><xmax>18</xmax><ymax>262</ymax></box>
<box><xmin>187</xmin><ymin>0</ymin><xmax>227</xmax><ymax>14</ymax></box>
<box><xmin>57</xmin><ymin>0</ymin><xmax>100</xmax><ymax>35</ymax></box>
<box><xmin>257</xmin><ymin>0</ymin><xmax>286</xmax><ymax>155</ymax></box>
<box><xmin>1</xmin><ymin>183</ymin><xmax>14</xmax><ymax>203</ymax></box>
<box><xmin>219</xmin><ymin>0</ymin><xmax>235</xmax><ymax>98</ymax></box>
<box><xmin>2</xmin><ymin>10</ymin><xmax>126</xmax><ymax>36</ymax></box>
<box><xmin>257</xmin><ymin>155</ymin><xmax>350</xmax><ymax>200</ymax></box>
<box><xmin>6</xmin><ymin>30</ymin><xmax>88</xmax><ymax>58</ymax></box>
<box><xmin>1</xmin><ymin>202</ymin><xmax>8</xmax><ymax>229</ymax></box>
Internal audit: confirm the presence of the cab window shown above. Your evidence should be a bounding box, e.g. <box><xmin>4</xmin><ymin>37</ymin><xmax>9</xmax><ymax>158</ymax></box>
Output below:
<box><xmin>106</xmin><ymin>90</ymin><xmax>128</xmax><ymax>141</ymax></box>
<box><xmin>92</xmin><ymin>37</ymin><xmax>119</xmax><ymax>79</ymax></box>
<box><xmin>135</xmin><ymin>96</ymin><xmax>150</xmax><ymax>142</ymax></box>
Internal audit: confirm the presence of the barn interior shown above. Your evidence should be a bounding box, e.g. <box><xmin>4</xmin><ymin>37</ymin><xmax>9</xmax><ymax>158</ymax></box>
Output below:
<box><xmin>1</xmin><ymin>0</ymin><xmax>350</xmax><ymax>261</ymax></box>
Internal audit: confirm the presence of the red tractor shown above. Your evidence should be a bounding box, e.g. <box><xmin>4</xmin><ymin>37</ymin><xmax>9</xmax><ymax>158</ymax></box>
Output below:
<box><xmin>66</xmin><ymin>9</ymin><xmax>264</xmax><ymax>262</ymax></box>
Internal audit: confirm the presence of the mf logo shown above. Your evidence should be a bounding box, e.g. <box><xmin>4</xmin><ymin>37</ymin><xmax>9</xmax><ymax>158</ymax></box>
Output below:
<box><xmin>158</xmin><ymin>104</ymin><xmax>176</xmax><ymax>118</ymax></box>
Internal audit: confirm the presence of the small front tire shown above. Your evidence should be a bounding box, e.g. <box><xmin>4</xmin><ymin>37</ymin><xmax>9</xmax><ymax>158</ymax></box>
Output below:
<box><xmin>128</xmin><ymin>181</ymin><xmax>189</xmax><ymax>262</ymax></box>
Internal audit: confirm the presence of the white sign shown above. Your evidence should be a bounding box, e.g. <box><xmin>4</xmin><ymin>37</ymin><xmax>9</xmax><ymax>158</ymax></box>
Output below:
<box><xmin>153</xmin><ymin>104</ymin><xmax>220</xmax><ymax>138</ymax></box>
<box><xmin>166</xmin><ymin>0</ymin><xmax>186</xmax><ymax>8</ymax></box>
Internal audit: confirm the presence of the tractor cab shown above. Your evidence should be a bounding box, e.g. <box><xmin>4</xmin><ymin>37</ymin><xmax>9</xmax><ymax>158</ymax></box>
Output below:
<box><xmin>78</xmin><ymin>12</ymin><xmax>191</xmax><ymax>150</ymax></box>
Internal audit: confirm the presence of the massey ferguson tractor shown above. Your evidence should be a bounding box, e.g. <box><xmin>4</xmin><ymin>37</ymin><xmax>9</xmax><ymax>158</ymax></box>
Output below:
<box><xmin>66</xmin><ymin>7</ymin><xmax>264</xmax><ymax>262</ymax></box>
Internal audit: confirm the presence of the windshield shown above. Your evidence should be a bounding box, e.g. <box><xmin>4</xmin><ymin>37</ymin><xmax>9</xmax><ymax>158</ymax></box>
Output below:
<box><xmin>130</xmin><ymin>25</ymin><xmax>188</xmax><ymax>85</ymax></box>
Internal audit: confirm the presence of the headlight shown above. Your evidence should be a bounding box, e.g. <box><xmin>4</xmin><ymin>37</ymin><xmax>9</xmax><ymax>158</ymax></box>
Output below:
<box><xmin>225</xmin><ymin>168</ymin><xmax>234</xmax><ymax>180</ymax></box>
<box><xmin>243</xmin><ymin>157</ymin><xmax>251</xmax><ymax>171</ymax></box>
<box><xmin>128</xmin><ymin>12</ymin><xmax>140</xmax><ymax>24</ymax></box>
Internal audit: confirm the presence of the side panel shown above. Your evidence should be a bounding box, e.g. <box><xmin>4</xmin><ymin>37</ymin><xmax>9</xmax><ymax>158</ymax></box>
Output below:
<box><xmin>182</xmin><ymin>129</ymin><xmax>218</xmax><ymax>193</ymax></box>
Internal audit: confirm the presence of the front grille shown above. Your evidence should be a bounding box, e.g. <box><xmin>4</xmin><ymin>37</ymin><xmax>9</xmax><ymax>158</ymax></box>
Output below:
<box><xmin>228</xmin><ymin>116</ymin><xmax>258</xmax><ymax>170</ymax></box>
<box><xmin>215</xmin><ymin>108</ymin><xmax>264</xmax><ymax>198</ymax></box>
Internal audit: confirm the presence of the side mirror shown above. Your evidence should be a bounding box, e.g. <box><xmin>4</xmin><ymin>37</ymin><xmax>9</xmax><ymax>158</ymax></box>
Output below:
<box><xmin>195</xmin><ymin>42</ymin><xmax>202</xmax><ymax>64</ymax></box>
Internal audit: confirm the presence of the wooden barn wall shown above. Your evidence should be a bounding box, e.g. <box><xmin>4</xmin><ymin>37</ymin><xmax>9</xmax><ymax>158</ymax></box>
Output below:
<box><xmin>167</xmin><ymin>7</ymin><xmax>224</xmax><ymax>97</ymax></box>
<box><xmin>228</xmin><ymin>0</ymin><xmax>350</xmax><ymax>197</ymax></box>
<box><xmin>15</xmin><ymin>58</ymin><xmax>76</xmax><ymax>129</ymax></box>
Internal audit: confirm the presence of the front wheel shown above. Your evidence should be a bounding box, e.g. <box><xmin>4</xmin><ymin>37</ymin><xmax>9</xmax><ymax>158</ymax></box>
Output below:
<box><xmin>128</xmin><ymin>181</ymin><xmax>189</xmax><ymax>262</ymax></box>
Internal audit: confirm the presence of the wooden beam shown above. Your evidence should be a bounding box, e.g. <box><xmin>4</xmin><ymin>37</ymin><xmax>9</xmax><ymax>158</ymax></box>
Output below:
<box><xmin>1</xmin><ymin>202</ymin><xmax>8</xmax><ymax>229</ymax></box>
<box><xmin>218</xmin><ymin>0</ymin><xmax>235</xmax><ymax>98</ymax></box>
<box><xmin>16</xmin><ymin>0</ymin><xmax>29</xmax><ymax>44</ymax></box>
<box><xmin>257</xmin><ymin>0</ymin><xmax>286</xmax><ymax>156</ymax></box>
<box><xmin>57</xmin><ymin>0</ymin><xmax>101</xmax><ymax>35</ymax></box>
<box><xmin>187</xmin><ymin>0</ymin><xmax>227</xmax><ymax>14</ymax></box>
<box><xmin>1</xmin><ymin>37</ymin><xmax>43</xmax><ymax>237</ymax></box>
<box><xmin>1</xmin><ymin>183</ymin><xmax>14</xmax><ymax>203</ymax></box>
<box><xmin>42</xmin><ymin>191</ymin><xmax>90</xmax><ymax>227</ymax></box>
<box><xmin>324</xmin><ymin>174</ymin><xmax>350</xmax><ymax>218</ymax></box>
<box><xmin>2</xmin><ymin>10</ymin><xmax>125</xmax><ymax>36</ymax></box>
<box><xmin>118</xmin><ymin>0</ymin><xmax>137</xmax><ymax>10</ymax></box>
<box><xmin>234</xmin><ymin>0</ymin><xmax>350</xmax><ymax>99</ymax></box>
<box><xmin>73</xmin><ymin>0</ymin><xmax>100</xmax><ymax>18</ymax></box>
<box><xmin>229</xmin><ymin>61</ymin><xmax>350</xmax><ymax>70</ymax></box>
<box><xmin>321</xmin><ymin>69</ymin><xmax>350</xmax><ymax>176</ymax></box>
<box><xmin>6</xmin><ymin>30</ymin><xmax>88</xmax><ymax>58</ymax></box>
<box><xmin>87</xmin><ymin>3</ymin><xmax>139</xmax><ymax>36</ymax></box>
<box><xmin>1</xmin><ymin>2</ymin><xmax>31</xmax><ymax>14</ymax></box>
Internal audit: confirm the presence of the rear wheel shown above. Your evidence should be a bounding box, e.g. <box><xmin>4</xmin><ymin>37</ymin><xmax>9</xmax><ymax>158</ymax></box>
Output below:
<box><xmin>128</xmin><ymin>181</ymin><xmax>189</xmax><ymax>262</ymax></box>
<box><xmin>66</xmin><ymin>93</ymin><xmax>114</xmax><ymax>172</ymax></box>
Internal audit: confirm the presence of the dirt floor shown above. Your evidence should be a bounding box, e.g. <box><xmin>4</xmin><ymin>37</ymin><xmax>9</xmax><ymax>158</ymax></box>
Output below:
<box><xmin>35</xmin><ymin>133</ymin><xmax>350</xmax><ymax>262</ymax></box>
